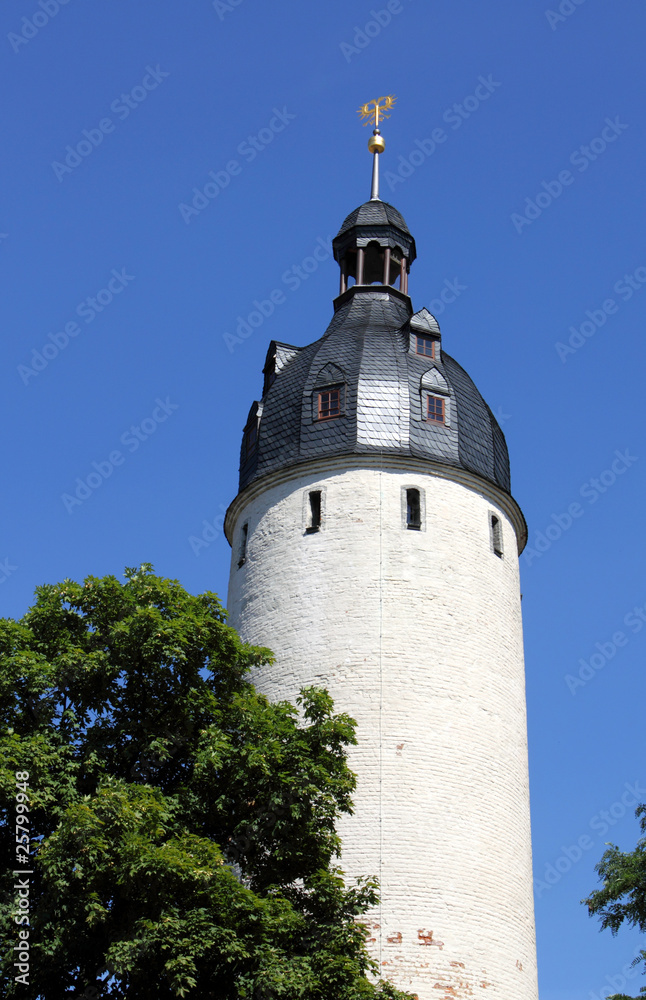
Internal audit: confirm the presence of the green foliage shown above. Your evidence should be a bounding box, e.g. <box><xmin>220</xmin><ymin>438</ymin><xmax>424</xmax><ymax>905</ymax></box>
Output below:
<box><xmin>584</xmin><ymin>803</ymin><xmax>646</xmax><ymax>1000</ymax></box>
<box><xmin>0</xmin><ymin>566</ymin><xmax>414</xmax><ymax>999</ymax></box>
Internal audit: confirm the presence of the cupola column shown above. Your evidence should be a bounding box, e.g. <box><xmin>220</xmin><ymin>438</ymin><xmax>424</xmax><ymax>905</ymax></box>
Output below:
<box><xmin>356</xmin><ymin>247</ymin><xmax>365</xmax><ymax>285</ymax></box>
<box><xmin>382</xmin><ymin>246</ymin><xmax>391</xmax><ymax>285</ymax></box>
<box><xmin>399</xmin><ymin>256</ymin><xmax>406</xmax><ymax>291</ymax></box>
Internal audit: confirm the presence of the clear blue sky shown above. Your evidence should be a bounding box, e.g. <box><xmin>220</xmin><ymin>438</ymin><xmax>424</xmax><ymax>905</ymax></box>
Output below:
<box><xmin>2</xmin><ymin>1</ymin><xmax>645</xmax><ymax>996</ymax></box>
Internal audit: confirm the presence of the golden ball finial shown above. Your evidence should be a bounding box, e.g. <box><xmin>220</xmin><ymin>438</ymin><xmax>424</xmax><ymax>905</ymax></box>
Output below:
<box><xmin>368</xmin><ymin>130</ymin><xmax>386</xmax><ymax>154</ymax></box>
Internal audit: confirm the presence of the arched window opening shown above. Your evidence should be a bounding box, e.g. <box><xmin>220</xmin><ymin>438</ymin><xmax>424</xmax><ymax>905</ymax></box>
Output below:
<box><xmin>402</xmin><ymin>486</ymin><xmax>425</xmax><ymax>531</ymax></box>
<box><xmin>339</xmin><ymin>243</ymin><xmax>408</xmax><ymax>292</ymax></box>
<box><xmin>363</xmin><ymin>241</ymin><xmax>385</xmax><ymax>284</ymax></box>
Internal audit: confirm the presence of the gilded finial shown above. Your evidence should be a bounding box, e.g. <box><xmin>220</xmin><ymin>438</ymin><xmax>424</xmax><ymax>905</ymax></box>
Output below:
<box><xmin>358</xmin><ymin>95</ymin><xmax>396</xmax><ymax>200</ymax></box>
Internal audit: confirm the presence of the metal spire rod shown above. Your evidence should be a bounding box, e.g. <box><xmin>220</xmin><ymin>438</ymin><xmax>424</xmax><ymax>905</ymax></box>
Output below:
<box><xmin>371</xmin><ymin>148</ymin><xmax>380</xmax><ymax>200</ymax></box>
<box><xmin>357</xmin><ymin>95</ymin><xmax>396</xmax><ymax>202</ymax></box>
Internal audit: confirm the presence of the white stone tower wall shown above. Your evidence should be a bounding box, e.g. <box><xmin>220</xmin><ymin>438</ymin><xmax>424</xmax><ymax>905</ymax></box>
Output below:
<box><xmin>226</xmin><ymin>462</ymin><xmax>538</xmax><ymax>1000</ymax></box>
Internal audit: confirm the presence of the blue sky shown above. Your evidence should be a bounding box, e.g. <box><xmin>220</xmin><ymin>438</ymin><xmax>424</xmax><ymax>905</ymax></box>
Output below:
<box><xmin>2</xmin><ymin>1</ymin><xmax>645</xmax><ymax>996</ymax></box>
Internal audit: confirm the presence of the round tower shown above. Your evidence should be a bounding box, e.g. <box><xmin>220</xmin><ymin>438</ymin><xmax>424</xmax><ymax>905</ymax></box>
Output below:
<box><xmin>225</xmin><ymin>106</ymin><xmax>538</xmax><ymax>1000</ymax></box>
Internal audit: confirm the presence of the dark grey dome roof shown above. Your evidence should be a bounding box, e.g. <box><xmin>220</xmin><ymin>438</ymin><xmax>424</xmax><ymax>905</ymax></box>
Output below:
<box><xmin>337</xmin><ymin>200</ymin><xmax>411</xmax><ymax>238</ymax></box>
<box><xmin>333</xmin><ymin>200</ymin><xmax>416</xmax><ymax>266</ymax></box>
<box><xmin>239</xmin><ymin>288</ymin><xmax>511</xmax><ymax>495</ymax></box>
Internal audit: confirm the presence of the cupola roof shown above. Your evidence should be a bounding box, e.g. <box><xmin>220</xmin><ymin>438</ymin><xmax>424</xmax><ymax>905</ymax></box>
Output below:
<box><xmin>336</xmin><ymin>199</ymin><xmax>411</xmax><ymax>237</ymax></box>
<box><xmin>332</xmin><ymin>199</ymin><xmax>417</xmax><ymax>267</ymax></box>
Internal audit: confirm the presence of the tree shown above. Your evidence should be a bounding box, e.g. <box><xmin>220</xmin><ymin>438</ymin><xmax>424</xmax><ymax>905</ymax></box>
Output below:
<box><xmin>0</xmin><ymin>565</ymin><xmax>413</xmax><ymax>999</ymax></box>
<box><xmin>584</xmin><ymin>803</ymin><xmax>646</xmax><ymax>1000</ymax></box>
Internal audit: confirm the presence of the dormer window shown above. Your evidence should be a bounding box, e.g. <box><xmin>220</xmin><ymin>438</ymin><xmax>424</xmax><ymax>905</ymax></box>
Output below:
<box><xmin>410</xmin><ymin>309</ymin><xmax>441</xmax><ymax>354</ymax></box>
<box><xmin>420</xmin><ymin>368</ymin><xmax>451</xmax><ymax>427</ymax></box>
<box><xmin>318</xmin><ymin>386</ymin><xmax>342</xmax><ymax>420</ymax></box>
<box><xmin>262</xmin><ymin>341</ymin><xmax>301</xmax><ymax>396</ymax></box>
<box><xmin>426</xmin><ymin>395</ymin><xmax>445</xmax><ymax>423</ymax></box>
<box><xmin>264</xmin><ymin>360</ymin><xmax>276</xmax><ymax>392</ymax></box>
<box><xmin>244</xmin><ymin>423</ymin><xmax>258</xmax><ymax>458</ymax></box>
<box><xmin>312</xmin><ymin>363</ymin><xmax>347</xmax><ymax>423</ymax></box>
<box><xmin>241</xmin><ymin>401</ymin><xmax>262</xmax><ymax>465</ymax></box>
<box><xmin>416</xmin><ymin>335</ymin><xmax>436</xmax><ymax>359</ymax></box>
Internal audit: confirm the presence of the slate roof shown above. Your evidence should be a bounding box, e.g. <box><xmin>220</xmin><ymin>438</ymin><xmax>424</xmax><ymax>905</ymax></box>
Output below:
<box><xmin>238</xmin><ymin>286</ymin><xmax>511</xmax><ymax>495</ymax></box>
<box><xmin>336</xmin><ymin>200</ymin><xmax>411</xmax><ymax>237</ymax></box>
<box><xmin>333</xmin><ymin>199</ymin><xmax>416</xmax><ymax>265</ymax></box>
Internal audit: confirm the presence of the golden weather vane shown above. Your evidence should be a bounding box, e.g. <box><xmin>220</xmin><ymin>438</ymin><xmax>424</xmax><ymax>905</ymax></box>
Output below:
<box><xmin>357</xmin><ymin>95</ymin><xmax>396</xmax><ymax>128</ymax></box>
<box><xmin>357</xmin><ymin>96</ymin><xmax>396</xmax><ymax>200</ymax></box>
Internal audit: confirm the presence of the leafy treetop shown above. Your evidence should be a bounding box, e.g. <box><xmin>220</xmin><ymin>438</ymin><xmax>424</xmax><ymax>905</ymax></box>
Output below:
<box><xmin>0</xmin><ymin>565</ymin><xmax>414</xmax><ymax>1000</ymax></box>
<box><xmin>584</xmin><ymin>803</ymin><xmax>646</xmax><ymax>1000</ymax></box>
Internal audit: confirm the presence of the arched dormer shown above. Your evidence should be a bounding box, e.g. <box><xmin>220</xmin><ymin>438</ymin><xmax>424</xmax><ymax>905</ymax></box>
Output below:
<box><xmin>420</xmin><ymin>367</ymin><xmax>451</xmax><ymax>427</ymax></box>
<box><xmin>312</xmin><ymin>363</ymin><xmax>346</xmax><ymax>422</ymax></box>
<box><xmin>240</xmin><ymin>400</ymin><xmax>263</xmax><ymax>475</ymax></box>
<box><xmin>262</xmin><ymin>340</ymin><xmax>302</xmax><ymax>396</ymax></box>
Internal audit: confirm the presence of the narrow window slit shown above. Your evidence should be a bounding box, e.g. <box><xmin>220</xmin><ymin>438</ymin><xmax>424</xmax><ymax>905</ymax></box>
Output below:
<box><xmin>406</xmin><ymin>488</ymin><xmax>421</xmax><ymax>530</ymax></box>
<box><xmin>491</xmin><ymin>514</ymin><xmax>503</xmax><ymax>558</ymax></box>
<box><xmin>238</xmin><ymin>523</ymin><xmax>248</xmax><ymax>567</ymax></box>
<box><xmin>306</xmin><ymin>491</ymin><xmax>322</xmax><ymax>533</ymax></box>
